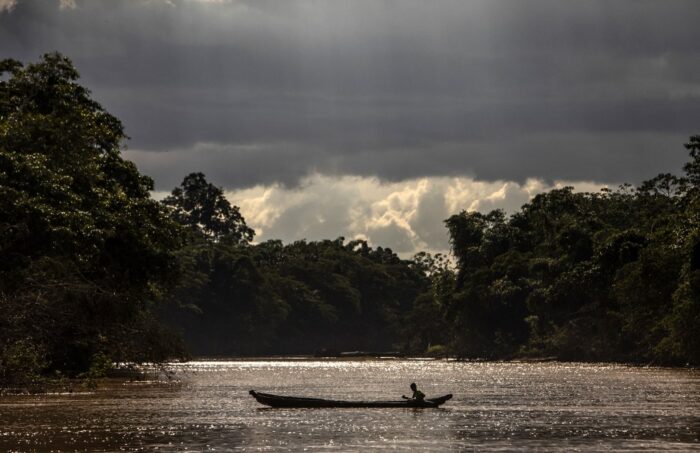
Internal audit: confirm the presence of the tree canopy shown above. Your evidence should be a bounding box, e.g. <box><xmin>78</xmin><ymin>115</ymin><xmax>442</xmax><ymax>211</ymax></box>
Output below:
<box><xmin>162</xmin><ymin>172</ymin><xmax>254</xmax><ymax>243</ymax></box>
<box><xmin>443</xmin><ymin>136</ymin><xmax>700</xmax><ymax>364</ymax></box>
<box><xmin>1</xmin><ymin>53</ymin><xmax>697</xmax><ymax>388</ymax></box>
<box><xmin>0</xmin><ymin>53</ymin><xmax>185</xmax><ymax>385</ymax></box>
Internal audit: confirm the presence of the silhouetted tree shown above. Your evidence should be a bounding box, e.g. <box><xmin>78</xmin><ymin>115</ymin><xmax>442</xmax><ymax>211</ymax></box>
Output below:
<box><xmin>163</xmin><ymin>172</ymin><xmax>254</xmax><ymax>243</ymax></box>
<box><xmin>0</xmin><ymin>53</ymin><xmax>185</xmax><ymax>383</ymax></box>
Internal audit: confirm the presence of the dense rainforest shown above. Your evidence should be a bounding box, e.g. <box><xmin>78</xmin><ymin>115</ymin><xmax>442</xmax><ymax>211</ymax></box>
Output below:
<box><xmin>1</xmin><ymin>54</ymin><xmax>698</xmax><ymax>386</ymax></box>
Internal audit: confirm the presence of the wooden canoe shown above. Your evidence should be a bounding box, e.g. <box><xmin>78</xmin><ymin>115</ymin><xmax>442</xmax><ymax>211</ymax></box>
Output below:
<box><xmin>249</xmin><ymin>390</ymin><xmax>452</xmax><ymax>408</ymax></box>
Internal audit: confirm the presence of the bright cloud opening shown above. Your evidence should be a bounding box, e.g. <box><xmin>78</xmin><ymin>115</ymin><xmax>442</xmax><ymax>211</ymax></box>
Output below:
<box><xmin>224</xmin><ymin>174</ymin><xmax>610</xmax><ymax>257</ymax></box>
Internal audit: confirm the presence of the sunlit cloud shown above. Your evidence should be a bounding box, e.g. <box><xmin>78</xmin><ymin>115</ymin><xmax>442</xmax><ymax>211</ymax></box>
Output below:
<box><xmin>59</xmin><ymin>0</ymin><xmax>76</xmax><ymax>10</ymax></box>
<box><xmin>4</xmin><ymin>0</ymin><xmax>694</xmax><ymax>256</ymax></box>
<box><xmin>224</xmin><ymin>174</ymin><xmax>610</xmax><ymax>256</ymax></box>
<box><xmin>0</xmin><ymin>0</ymin><xmax>17</xmax><ymax>13</ymax></box>
<box><xmin>0</xmin><ymin>0</ymin><xmax>77</xmax><ymax>11</ymax></box>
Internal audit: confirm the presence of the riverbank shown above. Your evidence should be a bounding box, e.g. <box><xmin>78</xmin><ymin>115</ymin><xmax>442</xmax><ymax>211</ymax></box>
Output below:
<box><xmin>0</xmin><ymin>366</ymin><xmax>175</xmax><ymax>395</ymax></box>
<box><xmin>180</xmin><ymin>354</ymin><xmax>699</xmax><ymax>369</ymax></box>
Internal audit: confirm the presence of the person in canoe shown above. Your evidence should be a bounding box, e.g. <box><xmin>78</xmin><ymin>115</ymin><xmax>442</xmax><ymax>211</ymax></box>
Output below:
<box><xmin>402</xmin><ymin>382</ymin><xmax>425</xmax><ymax>402</ymax></box>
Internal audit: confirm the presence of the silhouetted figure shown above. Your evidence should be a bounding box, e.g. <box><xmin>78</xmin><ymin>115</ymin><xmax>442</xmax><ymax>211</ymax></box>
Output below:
<box><xmin>402</xmin><ymin>382</ymin><xmax>425</xmax><ymax>401</ymax></box>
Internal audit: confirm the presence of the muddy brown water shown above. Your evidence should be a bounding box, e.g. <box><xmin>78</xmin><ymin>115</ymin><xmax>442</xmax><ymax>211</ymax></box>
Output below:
<box><xmin>1</xmin><ymin>359</ymin><xmax>698</xmax><ymax>451</ymax></box>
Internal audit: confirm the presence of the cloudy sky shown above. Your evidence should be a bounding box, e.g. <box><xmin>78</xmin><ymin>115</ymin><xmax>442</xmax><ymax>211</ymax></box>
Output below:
<box><xmin>2</xmin><ymin>0</ymin><xmax>699</xmax><ymax>255</ymax></box>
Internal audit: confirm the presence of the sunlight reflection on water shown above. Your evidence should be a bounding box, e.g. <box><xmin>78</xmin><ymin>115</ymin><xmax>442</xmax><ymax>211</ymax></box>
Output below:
<box><xmin>1</xmin><ymin>360</ymin><xmax>698</xmax><ymax>451</ymax></box>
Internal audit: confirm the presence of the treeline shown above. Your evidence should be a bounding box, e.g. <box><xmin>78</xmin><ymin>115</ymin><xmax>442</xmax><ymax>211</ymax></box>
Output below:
<box><xmin>162</xmin><ymin>136</ymin><xmax>700</xmax><ymax>365</ymax></box>
<box><xmin>159</xmin><ymin>174</ymin><xmax>435</xmax><ymax>355</ymax></box>
<box><xmin>0</xmin><ymin>53</ymin><xmax>439</xmax><ymax>386</ymax></box>
<box><xmin>444</xmin><ymin>150</ymin><xmax>700</xmax><ymax>364</ymax></box>
<box><xmin>1</xmin><ymin>54</ymin><xmax>698</xmax><ymax>387</ymax></box>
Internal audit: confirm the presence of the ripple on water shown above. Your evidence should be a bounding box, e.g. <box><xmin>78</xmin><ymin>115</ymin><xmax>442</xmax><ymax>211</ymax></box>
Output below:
<box><xmin>1</xmin><ymin>360</ymin><xmax>699</xmax><ymax>451</ymax></box>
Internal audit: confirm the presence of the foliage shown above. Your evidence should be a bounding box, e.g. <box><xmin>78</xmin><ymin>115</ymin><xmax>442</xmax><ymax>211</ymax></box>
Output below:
<box><xmin>162</xmin><ymin>237</ymin><xmax>432</xmax><ymax>355</ymax></box>
<box><xmin>1</xmin><ymin>53</ymin><xmax>697</xmax><ymax>377</ymax></box>
<box><xmin>444</xmin><ymin>136</ymin><xmax>700</xmax><ymax>365</ymax></box>
<box><xmin>0</xmin><ymin>53</ymin><xmax>185</xmax><ymax>385</ymax></box>
<box><xmin>162</xmin><ymin>172</ymin><xmax>254</xmax><ymax>243</ymax></box>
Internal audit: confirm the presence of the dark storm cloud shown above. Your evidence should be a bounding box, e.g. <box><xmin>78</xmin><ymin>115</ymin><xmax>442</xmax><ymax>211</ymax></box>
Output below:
<box><xmin>1</xmin><ymin>0</ymin><xmax>699</xmax><ymax>189</ymax></box>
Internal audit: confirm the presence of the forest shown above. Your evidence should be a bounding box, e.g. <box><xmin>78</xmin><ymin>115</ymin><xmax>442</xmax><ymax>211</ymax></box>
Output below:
<box><xmin>1</xmin><ymin>54</ymin><xmax>698</xmax><ymax>386</ymax></box>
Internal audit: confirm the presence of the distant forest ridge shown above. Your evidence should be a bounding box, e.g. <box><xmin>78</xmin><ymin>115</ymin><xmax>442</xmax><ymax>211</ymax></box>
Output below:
<box><xmin>1</xmin><ymin>53</ymin><xmax>699</xmax><ymax>386</ymax></box>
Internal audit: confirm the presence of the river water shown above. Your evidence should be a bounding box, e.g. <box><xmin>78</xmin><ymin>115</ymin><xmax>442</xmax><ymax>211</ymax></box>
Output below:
<box><xmin>1</xmin><ymin>359</ymin><xmax>698</xmax><ymax>451</ymax></box>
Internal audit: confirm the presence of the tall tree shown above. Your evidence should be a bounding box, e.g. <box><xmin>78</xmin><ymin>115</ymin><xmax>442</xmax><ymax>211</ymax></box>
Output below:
<box><xmin>163</xmin><ymin>172</ymin><xmax>254</xmax><ymax>243</ymax></box>
<box><xmin>0</xmin><ymin>53</ymin><xmax>185</xmax><ymax>382</ymax></box>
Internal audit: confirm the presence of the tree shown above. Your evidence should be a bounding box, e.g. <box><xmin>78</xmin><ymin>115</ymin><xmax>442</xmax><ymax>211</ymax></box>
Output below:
<box><xmin>440</xmin><ymin>136</ymin><xmax>700</xmax><ymax>365</ymax></box>
<box><xmin>0</xmin><ymin>53</ymin><xmax>185</xmax><ymax>382</ymax></box>
<box><xmin>682</xmin><ymin>135</ymin><xmax>700</xmax><ymax>187</ymax></box>
<box><xmin>163</xmin><ymin>172</ymin><xmax>254</xmax><ymax>243</ymax></box>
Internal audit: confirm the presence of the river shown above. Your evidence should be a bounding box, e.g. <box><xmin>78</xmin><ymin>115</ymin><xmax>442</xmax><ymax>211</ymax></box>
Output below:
<box><xmin>1</xmin><ymin>359</ymin><xmax>698</xmax><ymax>451</ymax></box>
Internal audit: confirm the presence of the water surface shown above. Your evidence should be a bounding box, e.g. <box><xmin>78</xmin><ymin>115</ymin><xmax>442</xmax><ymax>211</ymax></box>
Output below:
<box><xmin>1</xmin><ymin>360</ymin><xmax>698</xmax><ymax>451</ymax></box>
